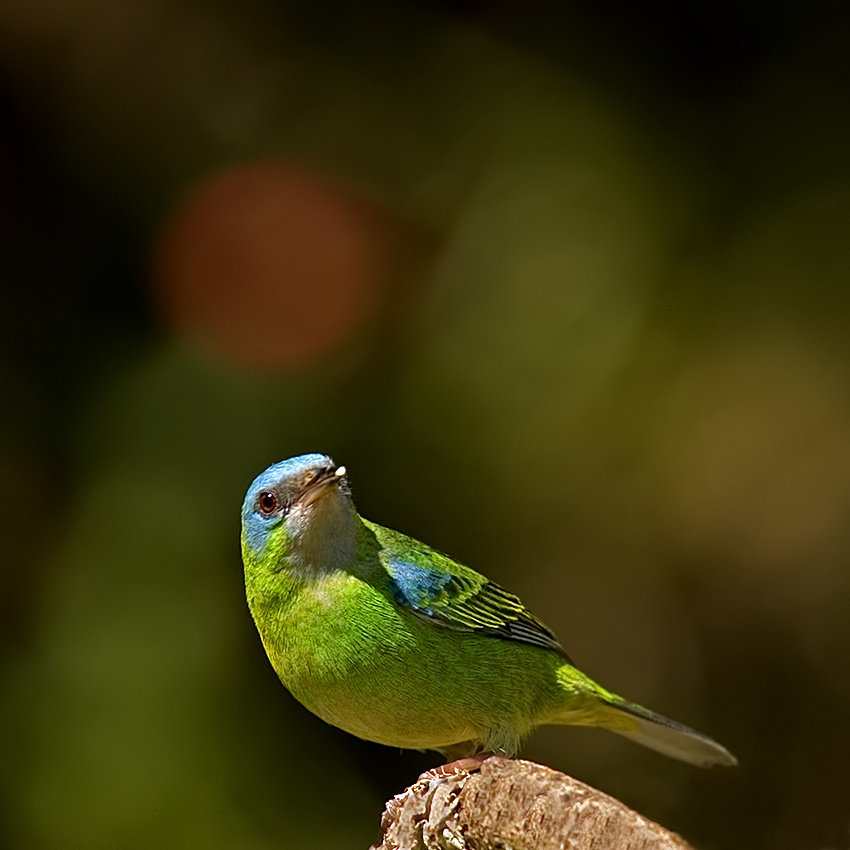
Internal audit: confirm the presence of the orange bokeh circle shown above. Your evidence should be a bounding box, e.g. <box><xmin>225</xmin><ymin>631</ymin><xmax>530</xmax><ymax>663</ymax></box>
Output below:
<box><xmin>155</xmin><ymin>163</ymin><xmax>389</xmax><ymax>367</ymax></box>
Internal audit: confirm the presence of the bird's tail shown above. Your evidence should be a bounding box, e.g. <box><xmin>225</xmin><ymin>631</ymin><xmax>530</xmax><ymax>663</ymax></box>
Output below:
<box><xmin>594</xmin><ymin>696</ymin><xmax>737</xmax><ymax>767</ymax></box>
<box><xmin>551</xmin><ymin>672</ymin><xmax>736</xmax><ymax>767</ymax></box>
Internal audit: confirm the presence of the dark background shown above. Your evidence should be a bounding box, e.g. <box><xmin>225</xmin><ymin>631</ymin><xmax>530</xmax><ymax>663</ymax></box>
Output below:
<box><xmin>1</xmin><ymin>1</ymin><xmax>849</xmax><ymax>848</ymax></box>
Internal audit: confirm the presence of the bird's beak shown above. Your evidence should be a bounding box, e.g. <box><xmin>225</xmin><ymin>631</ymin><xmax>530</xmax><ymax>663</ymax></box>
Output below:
<box><xmin>299</xmin><ymin>465</ymin><xmax>347</xmax><ymax>507</ymax></box>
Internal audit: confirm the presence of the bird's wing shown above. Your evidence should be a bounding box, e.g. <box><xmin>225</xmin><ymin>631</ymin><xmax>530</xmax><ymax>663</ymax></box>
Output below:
<box><xmin>385</xmin><ymin>556</ymin><xmax>572</xmax><ymax>662</ymax></box>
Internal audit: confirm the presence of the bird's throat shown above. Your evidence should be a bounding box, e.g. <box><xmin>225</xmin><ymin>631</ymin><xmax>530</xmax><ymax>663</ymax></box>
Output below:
<box><xmin>287</xmin><ymin>492</ymin><xmax>357</xmax><ymax>575</ymax></box>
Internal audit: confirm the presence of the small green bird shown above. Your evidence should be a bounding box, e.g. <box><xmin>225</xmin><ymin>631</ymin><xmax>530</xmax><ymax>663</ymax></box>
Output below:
<box><xmin>240</xmin><ymin>453</ymin><xmax>736</xmax><ymax>767</ymax></box>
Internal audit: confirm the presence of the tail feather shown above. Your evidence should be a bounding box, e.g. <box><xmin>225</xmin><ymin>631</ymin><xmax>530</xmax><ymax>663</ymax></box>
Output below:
<box><xmin>598</xmin><ymin>698</ymin><xmax>737</xmax><ymax>768</ymax></box>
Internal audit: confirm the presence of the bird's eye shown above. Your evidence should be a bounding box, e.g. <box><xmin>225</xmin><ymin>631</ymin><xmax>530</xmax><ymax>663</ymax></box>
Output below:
<box><xmin>303</xmin><ymin>471</ymin><xmax>316</xmax><ymax>486</ymax></box>
<box><xmin>258</xmin><ymin>491</ymin><xmax>278</xmax><ymax>515</ymax></box>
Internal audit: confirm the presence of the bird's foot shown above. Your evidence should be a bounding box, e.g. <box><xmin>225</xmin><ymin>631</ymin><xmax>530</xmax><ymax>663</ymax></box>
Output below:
<box><xmin>420</xmin><ymin>752</ymin><xmax>493</xmax><ymax>782</ymax></box>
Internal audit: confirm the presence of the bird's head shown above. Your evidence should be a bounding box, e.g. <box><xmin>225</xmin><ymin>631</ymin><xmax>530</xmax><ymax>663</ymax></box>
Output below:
<box><xmin>241</xmin><ymin>453</ymin><xmax>356</xmax><ymax>575</ymax></box>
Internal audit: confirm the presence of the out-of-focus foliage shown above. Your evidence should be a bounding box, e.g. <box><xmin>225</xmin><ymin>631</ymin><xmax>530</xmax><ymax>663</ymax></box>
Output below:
<box><xmin>1</xmin><ymin>1</ymin><xmax>849</xmax><ymax>849</ymax></box>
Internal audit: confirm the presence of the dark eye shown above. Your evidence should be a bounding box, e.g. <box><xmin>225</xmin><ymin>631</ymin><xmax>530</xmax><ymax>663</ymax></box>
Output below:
<box><xmin>258</xmin><ymin>491</ymin><xmax>278</xmax><ymax>515</ymax></box>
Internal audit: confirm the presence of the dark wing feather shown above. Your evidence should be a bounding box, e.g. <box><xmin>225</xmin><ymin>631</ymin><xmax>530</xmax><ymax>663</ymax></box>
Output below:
<box><xmin>386</xmin><ymin>558</ymin><xmax>572</xmax><ymax>662</ymax></box>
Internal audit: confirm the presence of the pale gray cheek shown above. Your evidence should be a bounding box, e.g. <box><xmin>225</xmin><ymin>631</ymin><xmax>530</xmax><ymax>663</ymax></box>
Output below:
<box><xmin>283</xmin><ymin>512</ymin><xmax>306</xmax><ymax>539</ymax></box>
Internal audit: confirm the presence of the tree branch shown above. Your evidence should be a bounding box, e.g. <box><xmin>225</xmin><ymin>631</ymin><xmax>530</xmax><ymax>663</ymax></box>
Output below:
<box><xmin>371</xmin><ymin>756</ymin><xmax>694</xmax><ymax>850</ymax></box>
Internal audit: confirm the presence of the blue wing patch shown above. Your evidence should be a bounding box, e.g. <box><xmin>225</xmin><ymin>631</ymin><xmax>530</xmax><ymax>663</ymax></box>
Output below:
<box><xmin>386</xmin><ymin>558</ymin><xmax>572</xmax><ymax>662</ymax></box>
<box><xmin>387</xmin><ymin>559</ymin><xmax>457</xmax><ymax>618</ymax></box>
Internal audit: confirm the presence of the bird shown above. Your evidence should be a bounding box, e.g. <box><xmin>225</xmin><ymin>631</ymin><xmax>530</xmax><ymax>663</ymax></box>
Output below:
<box><xmin>240</xmin><ymin>453</ymin><xmax>736</xmax><ymax>768</ymax></box>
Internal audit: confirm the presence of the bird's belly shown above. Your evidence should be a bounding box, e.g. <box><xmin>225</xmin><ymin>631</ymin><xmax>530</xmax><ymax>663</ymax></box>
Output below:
<box><xmin>276</xmin><ymin>639</ymin><xmax>485</xmax><ymax>750</ymax></box>
<box><xmin>298</xmin><ymin>683</ymin><xmax>480</xmax><ymax>750</ymax></box>
<box><xmin>258</xmin><ymin>575</ymin><xmax>562</xmax><ymax>753</ymax></box>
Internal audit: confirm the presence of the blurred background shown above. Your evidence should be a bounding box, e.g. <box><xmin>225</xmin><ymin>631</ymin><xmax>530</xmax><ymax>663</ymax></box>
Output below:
<box><xmin>1</xmin><ymin>1</ymin><xmax>849</xmax><ymax>848</ymax></box>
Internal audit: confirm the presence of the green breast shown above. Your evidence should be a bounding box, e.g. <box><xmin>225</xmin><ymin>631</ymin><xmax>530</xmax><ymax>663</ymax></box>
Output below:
<box><xmin>250</xmin><ymin>566</ymin><xmax>567</xmax><ymax>751</ymax></box>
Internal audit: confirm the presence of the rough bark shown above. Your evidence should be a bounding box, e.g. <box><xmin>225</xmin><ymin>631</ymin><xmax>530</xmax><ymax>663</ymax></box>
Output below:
<box><xmin>371</xmin><ymin>756</ymin><xmax>695</xmax><ymax>850</ymax></box>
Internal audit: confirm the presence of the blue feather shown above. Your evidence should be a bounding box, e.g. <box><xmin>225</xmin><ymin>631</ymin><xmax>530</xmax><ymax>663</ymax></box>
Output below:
<box><xmin>387</xmin><ymin>558</ymin><xmax>456</xmax><ymax>616</ymax></box>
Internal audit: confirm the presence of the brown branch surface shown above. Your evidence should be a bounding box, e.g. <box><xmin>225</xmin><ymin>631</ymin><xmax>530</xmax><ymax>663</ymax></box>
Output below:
<box><xmin>372</xmin><ymin>756</ymin><xmax>695</xmax><ymax>850</ymax></box>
